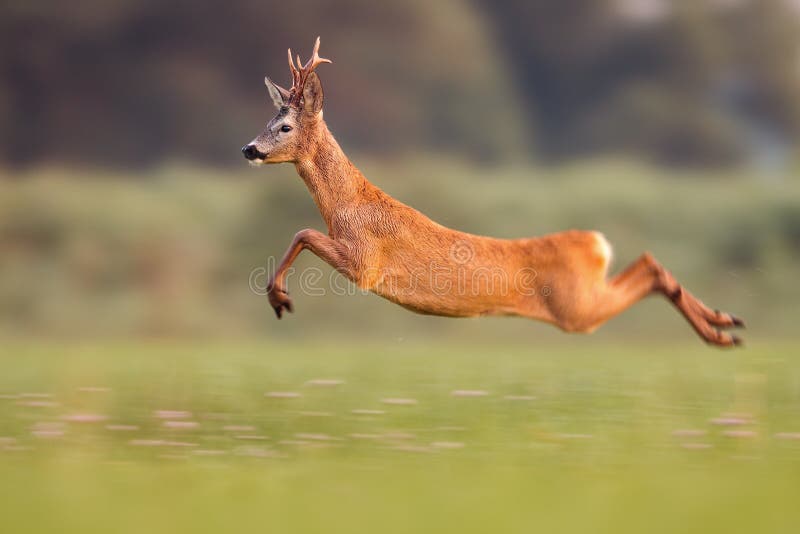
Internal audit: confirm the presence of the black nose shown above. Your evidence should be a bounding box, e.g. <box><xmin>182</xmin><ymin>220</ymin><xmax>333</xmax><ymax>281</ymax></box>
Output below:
<box><xmin>242</xmin><ymin>144</ymin><xmax>263</xmax><ymax>160</ymax></box>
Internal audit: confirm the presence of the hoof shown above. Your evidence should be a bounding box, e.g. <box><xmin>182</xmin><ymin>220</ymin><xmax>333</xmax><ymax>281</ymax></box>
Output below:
<box><xmin>713</xmin><ymin>308</ymin><xmax>745</xmax><ymax>329</ymax></box>
<box><xmin>704</xmin><ymin>328</ymin><xmax>744</xmax><ymax>348</ymax></box>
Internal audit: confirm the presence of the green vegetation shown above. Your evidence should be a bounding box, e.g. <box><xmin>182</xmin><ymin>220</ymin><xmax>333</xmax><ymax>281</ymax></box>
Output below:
<box><xmin>1</xmin><ymin>160</ymin><xmax>797</xmax><ymax>339</ymax></box>
<box><xmin>3</xmin><ymin>0</ymin><xmax>799</xmax><ymax>166</ymax></box>
<box><xmin>4</xmin><ymin>2</ymin><xmax>799</xmax><ymax>529</ymax></box>
<box><xmin>479</xmin><ymin>0</ymin><xmax>800</xmax><ymax>164</ymax></box>
<box><xmin>1</xmin><ymin>341</ymin><xmax>799</xmax><ymax>533</ymax></box>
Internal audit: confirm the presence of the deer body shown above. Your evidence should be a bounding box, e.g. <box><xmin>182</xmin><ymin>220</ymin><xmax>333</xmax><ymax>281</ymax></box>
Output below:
<box><xmin>243</xmin><ymin>38</ymin><xmax>744</xmax><ymax>347</ymax></box>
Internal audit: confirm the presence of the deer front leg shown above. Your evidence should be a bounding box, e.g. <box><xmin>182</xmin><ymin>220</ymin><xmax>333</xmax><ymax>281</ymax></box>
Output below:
<box><xmin>267</xmin><ymin>229</ymin><xmax>350</xmax><ymax>319</ymax></box>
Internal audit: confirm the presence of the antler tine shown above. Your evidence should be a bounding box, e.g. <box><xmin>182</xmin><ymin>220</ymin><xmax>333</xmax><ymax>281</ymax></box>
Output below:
<box><xmin>312</xmin><ymin>36</ymin><xmax>321</xmax><ymax>58</ymax></box>
<box><xmin>287</xmin><ymin>49</ymin><xmax>299</xmax><ymax>79</ymax></box>
<box><xmin>303</xmin><ymin>36</ymin><xmax>332</xmax><ymax>72</ymax></box>
<box><xmin>286</xmin><ymin>37</ymin><xmax>332</xmax><ymax>107</ymax></box>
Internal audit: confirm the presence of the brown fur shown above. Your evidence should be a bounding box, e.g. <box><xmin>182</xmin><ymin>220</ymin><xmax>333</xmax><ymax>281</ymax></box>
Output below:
<box><xmin>250</xmin><ymin>39</ymin><xmax>744</xmax><ymax>347</ymax></box>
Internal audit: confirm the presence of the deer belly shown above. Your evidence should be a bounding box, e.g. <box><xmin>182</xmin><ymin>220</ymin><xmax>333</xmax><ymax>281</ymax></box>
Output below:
<box><xmin>367</xmin><ymin>263</ymin><xmax>521</xmax><ymax>318</ymax></box>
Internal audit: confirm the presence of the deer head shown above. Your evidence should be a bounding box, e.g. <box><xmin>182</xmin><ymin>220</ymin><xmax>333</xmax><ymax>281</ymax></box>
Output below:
<box><xmin>242</xmin><ymin>37</ymin><xmax>332</xmax><ymax>164</ymax></box>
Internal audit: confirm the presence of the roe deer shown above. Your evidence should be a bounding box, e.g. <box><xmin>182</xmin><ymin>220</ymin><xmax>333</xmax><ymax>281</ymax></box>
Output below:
<box><xmin>241</xmin><ymin>37</ymin><xmax>744</xmax><ymax>347</ymax></box>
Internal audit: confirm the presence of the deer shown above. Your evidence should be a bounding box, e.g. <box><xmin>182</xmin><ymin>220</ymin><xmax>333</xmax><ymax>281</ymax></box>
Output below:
<box><xmin>241</xmin><ymin>37</ymin><xmax>744</xmax><ymax>347</ymax></box>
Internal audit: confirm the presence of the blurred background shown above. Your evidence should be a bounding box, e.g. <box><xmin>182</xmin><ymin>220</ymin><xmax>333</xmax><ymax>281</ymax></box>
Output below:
<box><xmin>3</xmin><ymin>3</ymin><xmax>800</xmax><ymax>532</ymax></box>
<box><xmin>1</xmin><ymin>0</ymin><xmax>799</xmax><ymax>341</ymax></box>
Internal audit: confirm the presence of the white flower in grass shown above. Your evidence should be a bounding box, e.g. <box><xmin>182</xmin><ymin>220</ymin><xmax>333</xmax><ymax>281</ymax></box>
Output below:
<box><xmin>265</xmin><ymin>391</ymin><xmax>302</xmax><ymax>398</ymax></box>
<box><xmin>305</xmin><ymin>379</ymin><xmax>344</xmax><ymax>387</ymax></box>
<box><xmin>154</xmin><ymin>410</ymin><xmax>192</xmax><ymax>419</ymax></box>
<box><xmin>710</xmin><ymin>417</ymin><xmax>749</xmax><ymax>426</ymax></box>
<box><xmin>163</xmin><ymin>421</ymin><xmax>199</xmax><ymax>429</ymax></box>
<box><xmin>63</xmin><ymin>413</ymin><xmax>108</xmax><ymax>423</ymax></box>
<box><xmin>431</xmin><ymin>441</ymin><xmax>465</xmax><ymax>449</ymax></box>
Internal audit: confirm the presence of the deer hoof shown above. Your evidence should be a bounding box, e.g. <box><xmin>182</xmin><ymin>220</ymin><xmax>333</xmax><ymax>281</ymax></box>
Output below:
<box><xmin>709</xmin><ymin>308</ymin><xmax>745</xmax><ymax>329</ymax></box>
<box><xmin>705</xmin><ymin>329</ymin><xmax>743</xmax><ymax>348</ymax></box>
<box><xmin>268</xmin><ymin>287</ymin><xmax>294</xmax><ymax>319</ymax></box>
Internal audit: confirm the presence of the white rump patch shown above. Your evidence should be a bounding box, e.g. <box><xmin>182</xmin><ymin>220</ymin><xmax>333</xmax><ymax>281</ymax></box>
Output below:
<box><xmin>593</xmin><ymin>231</ymin><xmax>613</xmax><ymax>268</ymax></box>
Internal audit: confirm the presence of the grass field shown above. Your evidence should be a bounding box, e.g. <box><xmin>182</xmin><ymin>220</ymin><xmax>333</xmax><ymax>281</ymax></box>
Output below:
<box><xmin>1</xmin><ymin>340</ymin><xmax>799</xmax><ymax>533</ymax></box>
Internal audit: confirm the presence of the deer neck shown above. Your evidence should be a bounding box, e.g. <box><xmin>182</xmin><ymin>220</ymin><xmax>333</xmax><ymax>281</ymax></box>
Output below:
<box><xmin>294</xmin><ymin>124</ymin><xmax>369</xmax><ymax>230</ymax></box>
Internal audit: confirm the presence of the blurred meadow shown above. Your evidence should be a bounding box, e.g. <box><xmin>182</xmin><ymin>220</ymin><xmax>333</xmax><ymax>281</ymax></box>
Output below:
<box><xmin>2</xmin><ymin>0</ymin><xmax>800</xmax><ymax>532</ymax></box>
<box><xmin>2</xmin><ymin>342</ymin><xmax>800</xmax><ymax>533</ymax></box>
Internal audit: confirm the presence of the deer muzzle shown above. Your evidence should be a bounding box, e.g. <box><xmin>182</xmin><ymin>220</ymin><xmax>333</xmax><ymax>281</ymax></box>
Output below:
<box><xmin>242</xmin><ymin>144</ymin><xmax>266</xmax><ymax>161</ymax></box>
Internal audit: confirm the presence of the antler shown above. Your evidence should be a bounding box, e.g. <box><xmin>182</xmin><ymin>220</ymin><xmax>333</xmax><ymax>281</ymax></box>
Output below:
<box><xmin>286</xmin><ymin>36</ymin><xmax>332</xmax><ymax>108</ymax></box>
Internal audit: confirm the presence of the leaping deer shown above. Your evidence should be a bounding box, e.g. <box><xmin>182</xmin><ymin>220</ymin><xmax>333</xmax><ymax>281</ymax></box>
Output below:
<box><xmin>242</xmin><ymin>37</ymin><xmax>744</xmax><ymax>347</ymax></box>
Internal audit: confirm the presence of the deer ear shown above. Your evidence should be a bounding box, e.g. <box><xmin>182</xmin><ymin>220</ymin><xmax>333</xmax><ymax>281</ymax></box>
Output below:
<box><xmin>302</xmin><ymin>72</ymin><xmax>324</xmax><ymax>116</ymax></box>
<box><xmin>265</xmin><ymin>77</ymin><xmax>289</xmax><ymax>109</ymax></box>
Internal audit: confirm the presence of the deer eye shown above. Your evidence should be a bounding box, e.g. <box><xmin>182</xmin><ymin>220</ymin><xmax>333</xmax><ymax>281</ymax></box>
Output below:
<box><xmin>280</xmin><ymin>125</ymin><xmax>292</xmax><ymax>133</ymax></box>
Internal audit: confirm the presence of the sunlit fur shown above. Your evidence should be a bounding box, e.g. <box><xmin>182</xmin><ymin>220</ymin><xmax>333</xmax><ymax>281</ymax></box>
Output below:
<box><xmin>249</xmin><ymin>40</ymin><xmax>744</xmax><ymax>347</ymax></box>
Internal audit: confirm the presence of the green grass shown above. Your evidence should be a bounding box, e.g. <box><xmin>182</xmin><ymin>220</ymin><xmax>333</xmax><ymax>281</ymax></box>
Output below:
<box><xmin>1</xmin><ymin>340</ymin><xmax>800</xmax><ymax>533</ymax></box>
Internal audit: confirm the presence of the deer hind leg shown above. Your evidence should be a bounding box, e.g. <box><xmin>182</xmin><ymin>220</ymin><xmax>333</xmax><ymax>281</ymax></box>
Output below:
<box><xmin>576</xmin><ymin>252</ymin><xmax>744</xmax><ymax>347</ymax></box>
